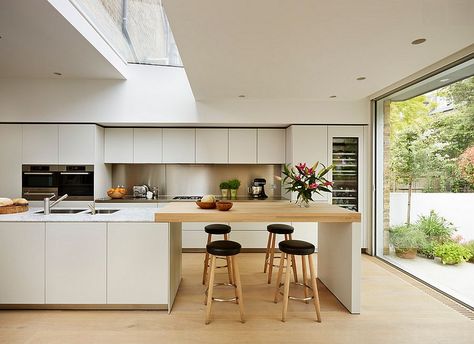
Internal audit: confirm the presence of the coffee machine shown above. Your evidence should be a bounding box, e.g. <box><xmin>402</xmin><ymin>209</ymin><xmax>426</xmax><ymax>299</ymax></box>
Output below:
<box><xmin>249</xmin><ymin>178</ymin><xmax>268</xmax><ymax>199</ymax></box>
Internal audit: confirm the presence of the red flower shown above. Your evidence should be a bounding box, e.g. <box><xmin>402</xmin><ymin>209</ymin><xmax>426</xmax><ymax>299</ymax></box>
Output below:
<box><xmin>295</xmin><ymin>175</ymin><xmax>301</xmax><ymax>181</ymax></box>
<box><xmin>309</xmin><ymin>183</ymin><xmax>319</xmax><ymax>190</ymax></box>
<box><xmin>307</xmin><ymin>167</ymin><xmax>314</xmax><ymax>175</ymax></box>
<box><xmin>296</xmin><ymin>163</ymin><xmax>306</xmax><ymax>172</ymax></box>
<box><xmin>324</xmin><ymin>181</ymin><xmax>333</xmax><ymax>187</ymax></box>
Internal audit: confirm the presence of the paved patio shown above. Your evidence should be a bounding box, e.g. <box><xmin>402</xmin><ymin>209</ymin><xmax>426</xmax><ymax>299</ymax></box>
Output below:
<box><xmin>383</xmin><ymin>253</ymin><xmax>474</xmax><ymax>308</ymax></box>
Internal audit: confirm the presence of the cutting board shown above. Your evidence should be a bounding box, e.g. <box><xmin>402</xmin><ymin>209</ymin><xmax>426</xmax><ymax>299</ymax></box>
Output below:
<box><xmin>0</xmin><ymin>205</ymin><xmax>29</xmax><ymax>214</ymax></box>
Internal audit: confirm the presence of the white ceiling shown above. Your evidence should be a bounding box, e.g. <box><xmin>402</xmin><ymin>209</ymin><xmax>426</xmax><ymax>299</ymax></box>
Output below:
<box><xmin>0</xmin><ymin>0</ymin><xmax>124</xmax><ymax>79</ymax></box>
<box><xmin>164</xmin><ymin>0</ymin><xmax>474</xmax><ymax>100</ymax></box>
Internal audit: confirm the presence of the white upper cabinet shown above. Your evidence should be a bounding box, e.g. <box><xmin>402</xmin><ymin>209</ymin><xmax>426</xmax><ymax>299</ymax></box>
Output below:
<box><xmin>133</xmin><ymin>128</ymin><xmax>163</xmax><ymax>163</ymax></box>
<box><xmin>22</xmin><ymin>124</ymin><xmax>59</xmax><ymax>164</ymax></box>
<box><xmin>257</xmin><ymin>128</ymin><xmax>285</xmax><ymax>164</ymax></box>
<box><xmin>229</xmin><ymin>129</ymin><xmax>257</xmax><ymax>163</ymax></box>
<box><xmin>196</xmin><ymin>128</ymin><xmax>228</xmax><ymax>163</ymax></box>
<box><xmin>104</xmin><ymin>128</ymin><xmax>134</xmax><ymax>163</ymax></box>
<box><xmin>162</xmin><ymin>128</ymin><xmax>196</xmax><ymax>163</ymax></box>
<box><xmin>59</xmin><ymin>125</ymin><xmax>95</xmax><ymax>165</ymax></box>
<box><xmin>287</xmin><ymin>125</ymin><xmax>328</xmax><ymax>166</ymax></box>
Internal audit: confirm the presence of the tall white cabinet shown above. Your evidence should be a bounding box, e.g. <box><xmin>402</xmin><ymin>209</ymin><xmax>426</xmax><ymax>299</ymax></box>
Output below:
<box><xmin>22</xmin><ymin>124</ymin><xmax>59</xmax><ymax>164</ymax></box>
<box><xmin>0</xmin><ymin>125</ymin><xmax>22</xmax><ymax>198</ymax></box>
<box><xmin>59</xmin><ymin>124</ymin><xmax>95</xmax><ymax>164</ymax></box>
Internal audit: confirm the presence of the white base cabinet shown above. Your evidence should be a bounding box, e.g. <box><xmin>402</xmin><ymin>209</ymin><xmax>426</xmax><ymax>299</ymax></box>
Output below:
<box><xmin>45</xmin><ymin>223</ymin><xmax>107</xmax><ymax>304</ymax></box>
<box><xmin>0</xmin><ymin>223</ymin><xmax>45</xmax><ymax>304</ymax></box>
<box><xmin>107</xmin><ymin>223</ymin><xmax>169</xmax><ymax>304</ymax></box>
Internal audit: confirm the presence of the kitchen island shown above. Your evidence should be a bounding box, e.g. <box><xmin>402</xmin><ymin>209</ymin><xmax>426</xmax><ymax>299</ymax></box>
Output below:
<box><xmin>155</xmin><ymin>202</ymin><xmax>362</xmax><ymax>314</ymax></box>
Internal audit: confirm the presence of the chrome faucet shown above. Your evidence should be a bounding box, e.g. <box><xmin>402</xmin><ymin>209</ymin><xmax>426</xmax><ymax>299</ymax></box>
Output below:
<box><xmin>88</xmin><ymin>202</ymin><xmax>96</xmax><ymax>215</ymax></box>
<box><xmin>43</xmin><ymin>194</ymin><xmax>68</xmax><ymax>215</ymax></box>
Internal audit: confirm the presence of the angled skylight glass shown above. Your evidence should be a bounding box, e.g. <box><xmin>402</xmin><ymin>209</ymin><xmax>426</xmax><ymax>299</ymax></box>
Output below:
<box><xmin>69</xmin><ymin>0</ymin><xmax>182</xmax><ymax>67</ymax></box>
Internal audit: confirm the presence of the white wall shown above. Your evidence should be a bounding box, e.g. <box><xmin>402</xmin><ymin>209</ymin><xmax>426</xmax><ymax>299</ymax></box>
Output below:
<box><xmin>390</xmin><ymin>192</ymin><xmax>474</xmax><ymax>241</ymax></box>
<box><xmin>0</xmin><ymin>65</ymin><xmax>370</xmax><ymax>125</ymax></box>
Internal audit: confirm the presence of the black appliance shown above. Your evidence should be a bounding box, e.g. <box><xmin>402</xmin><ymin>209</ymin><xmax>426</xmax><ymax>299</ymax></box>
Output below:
<box><xmin>251</xmin><ymin>178</ymin><xmax>268</xmax><ymax>199</ymax></box>
<box><xmin>58</xmin><ymin>165</ymin><xmax>94</xmax><ymax>200</ymax></box>
<box><xmin>173</xmin><ymin>196</ymin><xmax>203</xmax><ymax>200</ymax></box>
<box><xmin>22</xmin><ymin>165</ymin><xmax>59</xmax><ymax>200</ymax></box>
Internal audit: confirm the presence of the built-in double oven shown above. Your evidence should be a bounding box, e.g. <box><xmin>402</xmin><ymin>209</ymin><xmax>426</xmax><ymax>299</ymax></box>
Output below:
<box><xmin>22</xmin><ymin>165</ymin><xmax>94</xmax><ymax>201</ymax></box>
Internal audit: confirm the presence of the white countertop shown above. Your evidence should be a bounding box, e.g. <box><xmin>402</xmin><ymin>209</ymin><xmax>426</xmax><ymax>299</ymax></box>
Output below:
<box><xmin>0</xmin><ymin>207</ymin><xmax>163</xmax><ymax>222</ymax></box>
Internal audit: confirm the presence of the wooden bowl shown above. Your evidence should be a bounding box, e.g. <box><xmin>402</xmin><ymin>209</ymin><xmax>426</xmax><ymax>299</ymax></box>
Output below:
<box><xmin>107</xmin><ymin>189</ymin><xmax>126</xmax><ymax>199</ymax></box>
<box><xmin>216</xmin><ymin>201</ymin><xmax>233</xmax><ymax>211</ymax></box>
<box><xmin>196</xmin><ymin>201</ymin><xmax>217</xmax><ymax>209</ymax></box>
<box><xmin>0</xmin><ymin>205</ymin><xmax>28</xmax><ymax>214</ymax></box>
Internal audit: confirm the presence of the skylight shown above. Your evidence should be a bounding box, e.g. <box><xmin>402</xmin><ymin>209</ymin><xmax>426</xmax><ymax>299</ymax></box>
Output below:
<box><xmin>70</xmin><ymin>0</ymin><xmax>182</xmax><ymax>67</ymax></box>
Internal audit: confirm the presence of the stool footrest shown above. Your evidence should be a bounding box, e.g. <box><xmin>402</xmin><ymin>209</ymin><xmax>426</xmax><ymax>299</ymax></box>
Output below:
<box><xmin>205</xmin><ymin>283</ymin><xmax>238</xmax><ymax>302</ymax></box>
<box><xmin>277</xmin><ymin>282</ymin><xmax>314</xmax><ymax>302</ymax></box>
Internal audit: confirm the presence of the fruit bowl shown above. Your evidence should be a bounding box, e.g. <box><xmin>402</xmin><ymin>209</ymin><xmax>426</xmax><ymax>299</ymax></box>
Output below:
<box><xmin>107</xmin><ymin>188</ymin><xmax>127</xmax><ymax>199</ymax></box>
<box><xmin>216</xmin><ymin>201</ymin><xmax>233</xmax><ymax>211</ymax></box>
<box><xmin>196</xmin><ymin>201</ymin><xmax>217</xmax><ymax>209</ymax></box>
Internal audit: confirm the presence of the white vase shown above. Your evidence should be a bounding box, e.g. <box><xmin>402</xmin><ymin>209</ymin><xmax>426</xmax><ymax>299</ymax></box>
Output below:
<box><xmin>221</xmin><ymin>189</ymin><xmax>229</xmax><ymax>198</ymax></box>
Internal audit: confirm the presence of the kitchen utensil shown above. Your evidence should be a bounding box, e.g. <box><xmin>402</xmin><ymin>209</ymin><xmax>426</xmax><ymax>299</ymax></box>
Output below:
<box><xmin>133</xmin><ymin>185</ymin><xmax>149</xmax><ymax>198</ymax></box>
<box><xmin>196</xmin><ymin>201</ymin><xmax>217</xmax><ymax>209</ymax></box>
<box><xmin>216</xmin><ymin>201</ymin><xmax>233</xmax><ymax>211</ymax></box>
<box><xmin>249</xmin><ymin>178</ymin><xmax>268</xmax><ymax>199</ymax></box>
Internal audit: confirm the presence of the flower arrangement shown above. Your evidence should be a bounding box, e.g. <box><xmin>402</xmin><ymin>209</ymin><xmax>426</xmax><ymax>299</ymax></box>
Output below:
<box><xmin>282</xmin><ymin>162</ymin><xmax>335</xmax><ymax>207</ymax></box>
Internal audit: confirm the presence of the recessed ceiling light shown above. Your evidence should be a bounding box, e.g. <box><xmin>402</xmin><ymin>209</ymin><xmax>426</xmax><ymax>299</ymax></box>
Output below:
<box><xmin>53</xmin><ymin>72</ymin><xmax>62</xmax><ymax>76</ymax></box>
<box><xmin>238</xmin><ymin>95</ymin><xmax>246</xmax><ymax>98</ymax></box>
<box><xmin>440</xmin><ymin>78</ymin><xmax>450</xmax><ymax>82</ymax></box>
<box><xmin>411</xmin><ymin>38</ymin><xmax>426</xmax><ymax>45</ymax></box>
<box><xmin>329</xmin><ymin>95</ymin><xmax>337</xmax><ymax>98</ymax></box>
<box><xmin>356</xmin><ymin>77</ymin><xmax>366</xmax><ymax>81</ymax></box>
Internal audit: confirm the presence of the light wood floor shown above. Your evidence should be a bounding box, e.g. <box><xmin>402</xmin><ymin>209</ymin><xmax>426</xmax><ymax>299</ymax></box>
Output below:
<box><xmin>0</xmin><ymin>253</ymin><xmax>473</xmax><ymax>344</ymax></box>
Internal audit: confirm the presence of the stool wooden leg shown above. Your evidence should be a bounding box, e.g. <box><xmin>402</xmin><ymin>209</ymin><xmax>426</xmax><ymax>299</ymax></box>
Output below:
<box><xmin>282</xmin><ymin>253</ymin><xmax>292</xmax><ymax>322</ymax></box>
<box><xmin>302</xmin><ymin>255</ymin><xmax>309</xmax><ymax>303</ymax></box>
<box><xmin>232</xmin><ymin>255</ymin><xmax>245</xmax><ymax>323</ymax></box>
<box><xmin>205</xmin><ymin>255</ymin><xmax>217</xmax><ymax>324</ymax></box>
<box><xmin>224</xmin><ymin>234</ymin><xmax>234</xmax><ymax>285</ymax></box>
<box><xmin>263</xmin><ymin>232</ymin><xmax>272</xmax><ymax>273</ymax></box>
<box><xmin>267</xmin><ymin>233</ymin><xmax>276</xmax><ymax>284</ymax></box>
<box><xmin>289</xmin><ymin>234</ymin><xmax>298</xmax><ymax>283</ymax></box>
<box><xmin>308</xmin><ymin>254</ymin><xmax>322</xmax><ymax>322</ymax></box>
<box><xmin>202</xmin><ymin>234</ymin><xmax>212</xmax><ymax>285</ymax></box>
<box><xmin>273</xmin><ymin>252</ymin><xmax>286</xmax><ymax>303</ymax></box>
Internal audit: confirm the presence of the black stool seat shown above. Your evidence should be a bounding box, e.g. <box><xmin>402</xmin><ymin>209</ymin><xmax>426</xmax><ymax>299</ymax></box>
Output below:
<box><xmin>205</xmin><ymin>224</ymin><xmax>231</xmax><ymax>234</ymax></box>
<box><xmin>279</xmin><ymin>240</ymin><xmax>315</xmax><ymax>256</ymax></box>
<box><xmin>267</xmin><ymin>224</ymin><xmax>294</xmax><ymax>235</ymax></box>
<box><xmin>207</xmin><ymin>240</ymin><xmax>241</xmax><ymax>256</ymax></box>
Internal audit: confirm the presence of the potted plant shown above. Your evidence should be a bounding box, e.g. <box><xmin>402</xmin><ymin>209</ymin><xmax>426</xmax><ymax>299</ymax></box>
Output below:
<box><xmin>219</xmin><ymin>181</ymin><xmax>230</xmax><ymax>198</ymax></box>
<box><xmin>228</xmin><ymin>179</ymin><xmax>241</xmax><ymax>199</ymax></box>
<box><xmin>463</xmin><ymin>241</ymin><xmax>474</xmax><ymax>263</ymax></box>
<box><xmin>389</xmin><ymin>224</ymin><xmax>427</xmax><ymax>259</ymax></box>
<box><xmin>415</xmin><ymin>210</ymin><xmax>456</xmax><ymax>259</ymax></box>
<box><xmin>282</xmin><ymin>162</ymin><xmax>334</xmax><ymax>207</ymax></box>
<box><xmin>433</xmin><ymin>242</ymin><xmax>473</xmax><ymax>265</ymax></box>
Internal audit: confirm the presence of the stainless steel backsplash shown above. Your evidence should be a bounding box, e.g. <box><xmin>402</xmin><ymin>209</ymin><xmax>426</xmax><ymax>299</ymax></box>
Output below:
<box><xmin>112</xmin><ymin>164</ymin><xmax>283</xmax><ymax>197</ymax></box>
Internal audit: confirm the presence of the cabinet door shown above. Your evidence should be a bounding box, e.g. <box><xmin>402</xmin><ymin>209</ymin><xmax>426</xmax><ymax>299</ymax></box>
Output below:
<box><xmin>46</xmin><ymin>223</ymin><xmax>106</xmax><ymax>304</ymax></box>
<box><xmin>162</xmin><ymin>128</ymin><xmax>195</xmax><ymax>163</ymax></box>
<box><xmin>107</xmin><ymin>223</ymin><xmax>169</xmax><ymax>304</ymax></box>
<box><xmin>104</xmin><ymin>128</ymin><xmax>134</xmax><ymax>163</ymax></box>
<box><xmin>0</xmin><ymin>125</ymin><xmax>22</xmax><ymax>198</ymax></box>
<box><xmin>22</xmin><ymin>124</ymin><xmax>59</xmax><ymax>164</ymax></box>
<box><xmin>229</xmin><ymin>129</ymin><xmax>257</xmax><ymax>163</ymax></box>
<box><xmin>59</xmin><ymin>124</ymin><xmax>95</xmax><ymax>164</ymax></box>
<box><xmin>291</xmin><ymin>222</ymin><xmax>318</xmax><ymax>249</ymax></box>
<box><xmin>196</xmin><ymin>128</ymin><xmax>228</xmax><ymax>163</ymax></box>
<box><xmin>0</xmin><ymin>223</ymin><xmax>45</xmax><ymax>304</ymax></box>
<box><xmin>133</xmin><ymin>128</ymin><xmax>163</xmax><ymax>163</ymax></box>
<box><xmin>257</xmin><ymin>129</ymin><xmax>285</xmax><ymax>164</ymax></box>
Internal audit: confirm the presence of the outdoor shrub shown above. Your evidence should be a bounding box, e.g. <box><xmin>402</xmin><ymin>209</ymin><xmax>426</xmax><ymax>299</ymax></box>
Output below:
<box><xmin>389</xmin><ymin>225</ymin><xmax>427</xmax><ymax>252</ymax></box>
<box><xmin>463</xmin><ymin>241</ymin><xmax>474</xmax><ymax>263</ymax></box>
<box><xmin>416</xmin><ymin>210</ymin><xmax>456</xmax><ymax>258</ymax></box>
<box><xmin>433</xmin><ymin>242</ymin><xmax>473</xmax><ymax>265</ymax></box>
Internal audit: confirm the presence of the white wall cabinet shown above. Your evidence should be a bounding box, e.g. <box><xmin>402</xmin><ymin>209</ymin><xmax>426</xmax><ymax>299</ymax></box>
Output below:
<box><xmin>45</xmin><ymin>223</ymin><xmax>106</xmax><ymax>304</ymax></box>
<box><xmin>133</xmin><ymin>128</ymin><xmax>163</xmax><ymax>163</ymax></box>
<box><xmin>0</xmin><ymin>223</ymin><xmax>45</xmax><ymax>304</ymax></box>
<box><xmin>196</xmin><ymin>128</ymin><xmax>228</xmax><ymax>163</ymax></box>
<box><xmin>162</xmin><ymin>128</ymin><xmax>196</xmax><ymax>163</ymax></box>
<box><xmin>107</xmin><ymin>223</ymin><xmax>169</xmax><ymax>304</ymax></box>
<box><xmin>0</xmin><ymin>125</ymin><xmax>22</xmax><ymax>198</ymax></box>
<box><xmin>22</xmin><ymin>124</ymin><xmax>59</xmax><ymax>164</ymax></box>
<box><xmin>59</xmin><ymin>124</ymin><xmax>95</xmax><ymax>164</ymax></box>
<box><xmin>105</xmin><ymin>128</ymin><xmax>134</xmax><ymax>163</ymax></box>
<box><xmin>257</xmin><ymin>129</ymin><xmax>285</xmax><ymax>164</ymax></box>
<box><xmin>229</xmin><ymin>129</ymin><xmax>257</xmax><ymax>163</ymax></box>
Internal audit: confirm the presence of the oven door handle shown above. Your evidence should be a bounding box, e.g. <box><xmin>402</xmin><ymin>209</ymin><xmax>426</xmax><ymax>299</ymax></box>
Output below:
<box><xmin>23</xmin><ymin>172</ymin><xmax>54</xmax><ymax>175</ymax></box>
<box><xmin>23</xmin><ymin>192</ymin><xmax>56</xmax><ymax>196</ymax></box>
<box><xmin>60</xmin><ymin>172</ymin><xmax>91</xmax><ymax>175</ymax></box>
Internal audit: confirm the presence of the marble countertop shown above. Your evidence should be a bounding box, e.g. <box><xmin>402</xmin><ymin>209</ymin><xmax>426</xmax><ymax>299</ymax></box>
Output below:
<box><xmin>0</xmin><ymin>206</ymin><xmax>164</xmax><ymax>222</ymax></box>
<box><xmin>95</xmin><ymin>195</ymin><xmax>289</xmax><ymax>203</ymax></box>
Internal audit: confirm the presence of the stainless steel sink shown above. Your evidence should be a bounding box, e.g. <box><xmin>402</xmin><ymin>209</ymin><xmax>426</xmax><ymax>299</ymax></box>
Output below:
<box><xmin>35</xmin><ymin>209</ymin><xmax>87</xmax><ymax>214</ymax></box>
<box><xmin>91</xmin><ymin>209</ymin><xmax>120</xmax><ymax>214</ymax></box>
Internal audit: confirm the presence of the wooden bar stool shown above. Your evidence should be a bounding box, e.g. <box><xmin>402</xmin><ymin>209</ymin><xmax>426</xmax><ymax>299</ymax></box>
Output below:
<box><xmin>202</xmin><ymin>224</ymin><xmax>233</xmax><ymax>285</ymax></box>
<box><xmin>204</xmin><ymin>240</ymin><xmax>245</xmax><ymax>324</ymax></box>
<box><xmin>264</xmin><ymin>224</ymin><xmax>298</xmax><ymax>284</ymax></box>
<box><xmin>273</xmin><ymin>239</ymin><xmax>321</xmax><ymax>323</ymax></box>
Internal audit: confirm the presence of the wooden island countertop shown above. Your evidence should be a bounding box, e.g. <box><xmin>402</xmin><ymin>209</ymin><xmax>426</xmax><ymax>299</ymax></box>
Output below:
<box><xmin>154</xmin><ymin>201</ymin><xmax>361</xmax><ymax>223</ymax></box>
